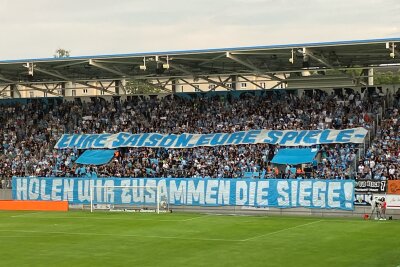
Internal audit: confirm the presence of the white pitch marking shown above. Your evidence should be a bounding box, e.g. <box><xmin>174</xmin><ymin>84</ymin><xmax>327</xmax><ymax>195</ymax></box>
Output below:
<box><xmin>242</xmin><ymin>220</ymin><xmax>323</xmax><ymax>241</ymax></box>
<box><xmin>0</xmin><ymin>229</ymin><xmax>241</xmax><ymax>242</ymax></box>
<box><xmin>10</xmin><ymin>214</ymin><xmax>211</xmax><ymax>222</ymax></box>
<box><xmin>179</xmin><ymin>214</ymin><xmax>212</xmax><ymax>221</ymax></box>
<box><xmin>11</xmin><ymin>212</ymin><xmax>43</xmax><ymax>218</ymax></box>
<box><xmin>0</xmin><ymin>235</ymin><xmax>57</xmax><ymax>238</ymax></box>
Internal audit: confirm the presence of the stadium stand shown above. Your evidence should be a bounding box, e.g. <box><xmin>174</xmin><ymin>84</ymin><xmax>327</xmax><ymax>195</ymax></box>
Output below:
<box><xmin>1</xmin><ymin>87</ymin><xmax>397</xmax><ymax>182</ymax></box>
<box><xmin>357</xmin><ymin>107</ymin><xmax>400</xmax><ymax>180</ymax></box>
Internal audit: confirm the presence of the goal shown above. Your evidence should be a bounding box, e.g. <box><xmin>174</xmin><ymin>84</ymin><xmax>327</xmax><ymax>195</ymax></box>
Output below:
<box><xmin>89</xmin><ymin>185</ymin><xmax>170</xmax><ymax>214</ymax></box>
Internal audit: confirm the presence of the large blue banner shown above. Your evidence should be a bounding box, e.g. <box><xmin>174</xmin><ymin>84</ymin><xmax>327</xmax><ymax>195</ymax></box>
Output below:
<box><xmin>54</xmin><ymin>128</ymin><xmax>367</xmax><ymax>149</ymax></box>
<box><xmin>12</xmin><ymin>178</ymin><xmax>355</xmax><ymax>210</ymax></box>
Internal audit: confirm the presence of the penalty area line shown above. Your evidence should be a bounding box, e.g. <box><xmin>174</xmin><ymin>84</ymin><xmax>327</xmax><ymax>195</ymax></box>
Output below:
<box><xmin>242</xmin><ymin>220</ymin><xmax>323</xmax><ymax>241</ymax></box>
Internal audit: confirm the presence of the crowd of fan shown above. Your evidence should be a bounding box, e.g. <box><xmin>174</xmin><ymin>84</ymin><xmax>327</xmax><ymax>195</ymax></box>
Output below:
<box><xmin>357</xmin><ymin>106</ymin><xmax>400</xmax><ymax>180</ymax></box>
<box><xmin>0</xmin><ymin>88</ymin><xmax>397</xmax><ymax>185</ymax></box>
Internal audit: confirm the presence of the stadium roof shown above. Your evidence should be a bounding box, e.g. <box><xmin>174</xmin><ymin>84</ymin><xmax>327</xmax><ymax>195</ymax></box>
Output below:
<box><xmin>0</xmin><ymin>38</ymin><xmax>399</xmax><ymax>95</ymax></box>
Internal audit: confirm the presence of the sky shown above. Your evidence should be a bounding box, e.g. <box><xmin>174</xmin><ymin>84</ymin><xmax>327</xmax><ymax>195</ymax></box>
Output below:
<box><xmin>0</xmin><ymin>0</ymin><xmax>399</xmax><ymax>60</ymax></box>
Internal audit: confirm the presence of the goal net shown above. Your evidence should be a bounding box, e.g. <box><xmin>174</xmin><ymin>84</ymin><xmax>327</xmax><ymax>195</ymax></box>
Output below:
<box><xmin>89</xmin><ymin>185</ymin><xmax>170</xmax><ymax>213</ymax></box>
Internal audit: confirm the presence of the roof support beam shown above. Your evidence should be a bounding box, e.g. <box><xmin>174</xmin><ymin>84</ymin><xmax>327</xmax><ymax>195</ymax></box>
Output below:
<box><xmin>158</xmin><ymin>59</ymin><xmax>232</xmax><ymax>91</ymax></box>
<box><xmin>53</xmin><ymin>60</ymin><xmax>88</xmax><ymax>69</ymax></box>
<box><xmin>269</xmin><ymin>81</ymin><xmax>284</xmax><ymax>90</ymax></box>
<box><xmin>155</xmin><ymin>78</ymin><xmax>173</xmax><ymax>92</ymax></box>
<box><xmin>394</xmin><ymin>47</ymin><xmax>400</xmax><ymax>58</ymax></box>
<box><xmin>99</xmin><ymin>81</ymin><xmax>114</xmax><ymax>91</ymax></box>
<box><xmin>198</xmin><ymin>53</ymin><xmax>226</xmax><ymax>66</ymax></box>
<box><xmin>35</xmin><ymin>67</ymin><xmax>71</xmax><ymax>81</ymax></box>
<box><xmin>226</xmin><ymin>52</ymin><xmax>283</xmax><ymax>82</ymax></box>
<box><xmin>238</xmin><ymin>75</ymin><xmax>265</xmax><ymax>90</ymax></box>
<box><xmin>302</xmin><ymin>48</ymin><xmax>337</xmax><ymax>70</ymax></box>
<box><xmin>89</xmin><ymin>59</ymin><xmax>128</xmax><ymax>77</ymax></box>
<box><xmin>25</xmin><ymin>84</ymin><xmax>62</xmax><ymax>97</ymax></box>
<box><xmin>226</xmin><ymin>52</ymin><xmax>262</xmax><ymax>72</ymax></box>
<box><xmin>0</xmin><ymin>74</ymin><xmax>15</xmax><ymax>83</ymax></box>
<box><xmin>158</xmin><ymin>59</ymin><xmax>192</xmax><ymax>76</ymax></box>
<box><xmin>0</xmin><ymin>85</ymin><xmax>10</xmax><ymax>93</ymax></box>
<box><xmin>302</xmin><ymin>48</ymin><xmax>366</xmax><ymax>86</ymax></box>
<box><xmin>47</xmin><ymin>83</ymin><xmax>63</xmax><ymax>95</ymax></box>
<box><xmin>35</xmin><ymin>67</ymin><xmax>118</xmax><ymax>95</ymax></box>
<box><xmin>200</xmin><ymin>76</ymin><xmax>232</xmax><ymax>91</ymax></box>
<box><xmin>0</xmin><ymin>74</ymin><xmax>61</xmax><ymax>97</ymax></box>
<box><xmin>142</xmin><ymin>80</ymin><xmax>172</xmax><ymax>93</ymax></box>
<box><xmin>80</xmin><ymin>82</ymin><xmax>117</xmax><ymax>96</ymax></box>
<box><xmin>180</xmin><ymin>78</ymin><xmax>205</xmax><ymax>92</ymax></box>
<box><xmin>216</xmin><ymin>76</ymin><xmax>232</xmax><ymax>91</ymax></box>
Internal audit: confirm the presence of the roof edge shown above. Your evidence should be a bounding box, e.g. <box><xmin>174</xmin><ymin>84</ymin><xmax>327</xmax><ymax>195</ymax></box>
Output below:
<box><xmin>1</xmin><ymin>37</ymin><xmax>400</xmax><ymax>64</ymax></box>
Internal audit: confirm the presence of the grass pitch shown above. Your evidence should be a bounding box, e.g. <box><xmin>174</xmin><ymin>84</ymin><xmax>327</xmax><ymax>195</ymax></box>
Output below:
<box><xmin>0</xmin><ymin>211</ymin><xmax>399</xmax><ymax>267</ymax></box>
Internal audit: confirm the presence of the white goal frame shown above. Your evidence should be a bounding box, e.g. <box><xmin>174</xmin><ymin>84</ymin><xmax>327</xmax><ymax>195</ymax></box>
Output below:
<box><xmin>90</xmin><ymin>185</ymin><xmax>165</xmax><ymax>214</ymax></box>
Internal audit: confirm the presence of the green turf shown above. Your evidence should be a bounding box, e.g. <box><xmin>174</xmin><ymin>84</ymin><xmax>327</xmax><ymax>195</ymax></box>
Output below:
<box><xmin>0</xmin><ymin>211</ymin><xmax>399</xmax><ymax>267</ymax></box>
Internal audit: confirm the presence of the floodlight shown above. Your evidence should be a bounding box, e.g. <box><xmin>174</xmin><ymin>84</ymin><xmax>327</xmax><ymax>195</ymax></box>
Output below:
<box><xmin>386</xmin><ymin>42</ymin><xmax>396</xmax><ymax>58</ymax></box>
<box><xmin>23</xmin><ymin>62</ymin><xmax>34</xmax><ymax>76</ymax></box>
<box><xmin>163</xmin><ymin>55</ymin><xmax>170</xmax><ymax>69</ymax></box>
<box><xmin>139</xmin><ymin>57</ymin><xmax>147</xmax><ymax>70</ymax></box>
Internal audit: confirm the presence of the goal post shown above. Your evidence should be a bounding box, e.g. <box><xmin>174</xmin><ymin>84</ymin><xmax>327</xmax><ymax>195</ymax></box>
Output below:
<box><xmin>89</xmin><ymin>184</ymin><xmax>170</xmax><ymax>213</ymax></box>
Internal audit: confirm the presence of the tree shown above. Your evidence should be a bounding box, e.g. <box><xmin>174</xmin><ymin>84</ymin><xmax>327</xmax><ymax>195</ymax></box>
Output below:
<box><xmin>54</xmin><ymin>48</ymin><xmax>70</xmax><ymax>58</ymax></box>
<box><xmin>374</xmin><ymin>70</ymin><xmax>400</xmax><ymax>85</ymax></box>
<box><xmin>124</xmin><ymin>79</ymin><xmax>163</xmax><ymax>94</ymax></box>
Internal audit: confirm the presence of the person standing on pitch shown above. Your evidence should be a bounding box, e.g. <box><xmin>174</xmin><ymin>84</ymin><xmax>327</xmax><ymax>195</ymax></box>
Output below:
<box><xmin>370</xmin><ymin>196</ymin><xmax>381</xmax><ymax>220</ymax></box>
<box><xmin>380</xmin><ymin>197</ymin><xmax>387</xmax><ymax>220</ymax></box>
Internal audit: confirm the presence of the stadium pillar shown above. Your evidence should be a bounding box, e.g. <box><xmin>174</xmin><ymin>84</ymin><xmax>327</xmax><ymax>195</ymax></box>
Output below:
<box><xmin>61</xmin><ymin>82</ymin><xmax>66</xmax><ymax>96</ymax></box>
<box><xmin>172</xmin><ymin>79</ymin><xmax>177</xmax><ymax>93</ymax></box>
<box><xmin>230</xmin><ymin>75</ymin><xmax>237</xmax><ymax>90</ymax></box>
<box><xmin>368</xmin><ymin>68</ymin><xmax>374</xmax><ymax>86</ymax></box>
<box><xmin>115</xmin><ymin>80</ymin><xmax>120</xmax><ymax>95</ymax></box>
<box><xmin>10</xmin><ymin>84</ymin><xmax>21</xmax><ymax>98</ymax></box>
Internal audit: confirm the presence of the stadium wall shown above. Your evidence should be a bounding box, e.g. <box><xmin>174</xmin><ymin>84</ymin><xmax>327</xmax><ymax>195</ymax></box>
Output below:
<box><xmin>168</xmin><ymin>205</ymin><xmax>400</xmax><ymax>219</ymax></box>
<box><xmin>0</xmin><ymin>200</ymin><xmax>68</xmax><ymax>211</ymax></box>
<box><xmin>0</xmin><ymin>189</ymin><xmax>12</xmax><ymax>200</ymax></box>
<box><xmin>65</xmin><ymin>204</ymin><xmax>400</xmax><ymax>219</ymax></box>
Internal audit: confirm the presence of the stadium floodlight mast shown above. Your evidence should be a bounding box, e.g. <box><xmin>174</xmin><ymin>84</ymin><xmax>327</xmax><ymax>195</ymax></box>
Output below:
<box><xmin>386</xmin><ymin>42</ymin><xmax>396</xmax><ymax>58</ymax></box>
<box><xmin>140</xmin><ymin>57</ymin><xmax>147</xmax><ymax>70</ymax></box>
<box><xmin>89</xmin><ymin>184</ymin><xmax>169</xmax><ymax>214</ymax></box>
<box><xmin>163</xmin><ymin>55</ymin><xmax>170</xmax><ymax>69</ymax></box>
<box><xmin>289</xmin><ymin>49</ymin><xmax>294</xmax><ymax>64</ymax></box>
<box><xmin>23</xmin><ymin>62</ymin><xmax>34</xmax><ymax>76</ymax></box>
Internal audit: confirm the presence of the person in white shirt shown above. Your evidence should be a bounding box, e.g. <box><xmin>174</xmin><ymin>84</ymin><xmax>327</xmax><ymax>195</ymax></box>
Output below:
<box><xmin>369</xmin><ymin>159</ymin><xmax>376</xmax><ymax>169</ymax></box>
<box><xmin>358</xmin><ymin>164</ymin><xmax>364</xmax><ymax>174</ymax></box>
<box><xmin>370</xmin><ymin>196</ymin><xmax>382</xmax><ymax>220</ymax></box>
